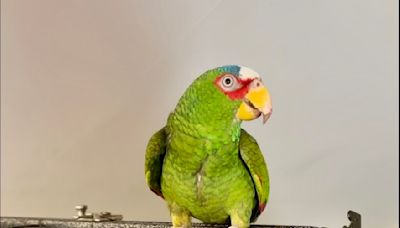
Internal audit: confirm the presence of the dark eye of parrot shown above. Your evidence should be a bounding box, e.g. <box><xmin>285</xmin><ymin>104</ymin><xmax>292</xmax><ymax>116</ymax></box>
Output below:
<box><xmin>221</xmin><ymin>75</ymin><xmax>236</xmax><ymax>88</ymax></box>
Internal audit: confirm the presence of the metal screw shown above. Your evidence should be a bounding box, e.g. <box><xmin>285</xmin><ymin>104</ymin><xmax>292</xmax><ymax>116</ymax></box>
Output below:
<box><xmin>74</xmin><ymin>205</ymin><xmax>123</xmax><ymax>222</ymax></box>
<box><xmin>99</xmin><ymin>212</ymin><xmax>111</xmax><ymax>216</ymax></box>
<box><xmin>75</xmin><ymin>205</ymin><xmax>88</xmax><ymax>217</ymax></box>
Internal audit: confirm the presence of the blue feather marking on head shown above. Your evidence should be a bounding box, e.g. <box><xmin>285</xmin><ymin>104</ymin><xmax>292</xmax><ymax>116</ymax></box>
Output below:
<box><xmin>219</xmin><ymin>65</ymin><xmax>240</xmax><ymax>76</ymax></box>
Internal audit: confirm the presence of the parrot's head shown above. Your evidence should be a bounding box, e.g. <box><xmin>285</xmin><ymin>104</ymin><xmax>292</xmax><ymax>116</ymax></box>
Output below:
<box><xmin>173</xmin><ymin>65</ymin><xmax>272</xmax><ymax>130</ymax></box>
<box><xmin>212</xmin><ymin>65</ymin><xmax>272</xmax><ymax>124</ymax></box>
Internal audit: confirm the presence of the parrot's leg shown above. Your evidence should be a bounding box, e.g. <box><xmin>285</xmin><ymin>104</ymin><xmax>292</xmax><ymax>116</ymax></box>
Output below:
<box><xmin>229</xmin><ymin>208</ymin><xmax>251</xmax><ymax>228</ymax></box>
<box><xmin>169</xmin><ymin>202</ymin><xmax>192</xmax><ymax>228</ymax></box>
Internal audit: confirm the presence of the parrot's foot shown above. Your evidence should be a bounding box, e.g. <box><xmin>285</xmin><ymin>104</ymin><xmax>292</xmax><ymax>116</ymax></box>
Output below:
<box><xmin>171</xmin><ymin>213</ymin><xmax>191</xmax><ymax>228</ymax></box>
<box><xmin>229</xmin><ymin>223</ymin><xmax>248</xmax><ymax>228</ymax></box>
<box><xmin>169</xmin><ymin>202</ymin><xmax>192</xmax><ymax>228</ymax></box>
<box><xmin>229</xmin><ymin>208</ymin><xmax>250</xmax><ymax>228</ymax></box>
<box><xmin>229</xmin><ymin>224</ymin><xmax>248</xmax><ymax>228</ymax></box>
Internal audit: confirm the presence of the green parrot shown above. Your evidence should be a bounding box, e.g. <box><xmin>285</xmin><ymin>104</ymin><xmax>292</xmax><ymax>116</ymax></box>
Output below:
<box><xmin>145</xmin><ymin>65</ymin><xmax>272</xmax><ymax>228</ymax></box>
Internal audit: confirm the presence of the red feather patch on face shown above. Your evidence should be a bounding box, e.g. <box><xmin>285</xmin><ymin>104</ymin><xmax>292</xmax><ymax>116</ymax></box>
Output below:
<box><xmin>214</xmin><ymin>75</ymin><xmax>253</xmax><ymax>100</ymax></box>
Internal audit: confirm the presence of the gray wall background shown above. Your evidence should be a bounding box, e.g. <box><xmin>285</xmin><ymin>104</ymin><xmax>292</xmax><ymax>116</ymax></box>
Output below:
<box><xmin>1</xmin><ymin>1</ymin><xmax>398</xmax><ymax>227</ymax></box>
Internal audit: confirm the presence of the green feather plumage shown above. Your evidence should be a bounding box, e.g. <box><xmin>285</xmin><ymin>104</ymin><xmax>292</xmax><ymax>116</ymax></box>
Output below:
<box><xmin>145</xmin><ymin>67</ymin><xmax>269</xmax><ymax>227</ymax></box>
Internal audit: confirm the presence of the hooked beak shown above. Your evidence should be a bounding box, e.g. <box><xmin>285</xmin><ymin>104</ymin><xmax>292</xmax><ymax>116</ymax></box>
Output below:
<box><xmin>236</xmin><ymin>79</ymin><xmax>272</xmax><ymax>124</ymax></box>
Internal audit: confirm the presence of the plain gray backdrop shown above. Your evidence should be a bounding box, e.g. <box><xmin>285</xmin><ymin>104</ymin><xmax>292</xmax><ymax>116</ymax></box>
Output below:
<box><xmin>1</xmin><ymin>1</ymin><xmax>398</xmax><ymax>228</ymax></box>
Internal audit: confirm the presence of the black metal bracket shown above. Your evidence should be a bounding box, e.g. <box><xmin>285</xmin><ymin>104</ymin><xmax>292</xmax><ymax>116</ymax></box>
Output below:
<box><xmin>343</xmin><ymin>210</ymin><xmax>361</xmax><ymax>228</ymax></box>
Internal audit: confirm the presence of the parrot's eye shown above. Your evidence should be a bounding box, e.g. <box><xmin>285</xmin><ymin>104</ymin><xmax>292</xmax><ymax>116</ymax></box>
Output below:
<box><xmin>221</xmin><ymin>75</ymin><xmax>236</xmax><ymax>89</ymax></box>
<box><xmin>215</xmin><ymin>74</ymin><xmax>243</xmax><ymax>94</ymax></box>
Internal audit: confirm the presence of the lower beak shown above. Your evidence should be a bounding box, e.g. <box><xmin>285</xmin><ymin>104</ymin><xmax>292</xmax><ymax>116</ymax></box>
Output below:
<box><xmin>236</xmin><ymin>80</ymin><xmax>272</xmax><ymax>124</ymax></box>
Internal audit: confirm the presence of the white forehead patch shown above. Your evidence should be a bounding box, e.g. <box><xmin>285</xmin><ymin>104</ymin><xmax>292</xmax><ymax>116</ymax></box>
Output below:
<box><xmin>238</xmin><ymin>66</ymin><xmax>260</xmax><ymax>80</ymax></box>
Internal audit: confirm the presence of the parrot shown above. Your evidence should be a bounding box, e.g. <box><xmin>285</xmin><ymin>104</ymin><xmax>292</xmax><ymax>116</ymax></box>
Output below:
<box><xmin>145</xmin><ymin>65</ymin><xmax>272</xmax><ymax>228</ymax></box>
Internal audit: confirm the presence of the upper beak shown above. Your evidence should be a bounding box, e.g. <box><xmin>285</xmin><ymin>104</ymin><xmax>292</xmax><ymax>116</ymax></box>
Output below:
<box><xmin>236</xmin><ymin>79</ymin><xmax>272</xmax><ymax>124</ymax></box>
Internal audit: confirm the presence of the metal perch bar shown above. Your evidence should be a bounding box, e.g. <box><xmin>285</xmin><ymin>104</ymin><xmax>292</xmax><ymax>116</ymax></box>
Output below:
<box><xmin>0</xmin><ymin>218</ymin><xmax>321</xmax><ymax>228</ymax></box>
<box><xmin>0</xmin><ymin>211</ymin><xmax>361</xmax><ymax>228</ymax></box>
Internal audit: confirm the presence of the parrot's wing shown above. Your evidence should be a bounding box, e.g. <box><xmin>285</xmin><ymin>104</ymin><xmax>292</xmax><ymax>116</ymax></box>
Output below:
<box><xmin>145</xmin><ymin>127</ymin><xmax>167</xmax><ymax>198</ymax></box>
<box><xmin>239</xmin><ymin>129</ymin><xmax>270</xmax><ymax>222</ymax></box>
